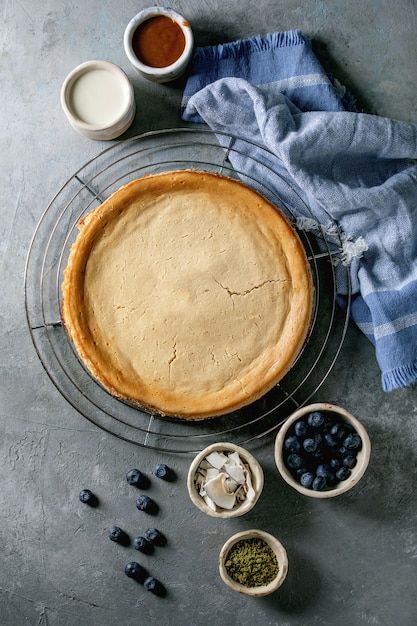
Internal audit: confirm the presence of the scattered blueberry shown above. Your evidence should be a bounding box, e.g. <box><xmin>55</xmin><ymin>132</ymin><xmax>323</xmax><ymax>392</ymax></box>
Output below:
<box><xmin>144</xmin><ymin>576</ymin><xmax>166</xmax><ymax>596</ymax></box>
<box><xmin>126</xmin><ymin>468</ymin><xmax>150</xmax><ymax>488</ymax></box>
<box><xmin>108</xmin><ymin>526</ymin><xmax>130</xmax><ymax>546</ymax></box>
<box><xmin>153</xmin><ymin>463</ymin><xmax>172</xmax><ymax>480</ymax></box>
<box><xmin>133</xmin><ymin>536</ymin><xmax>154</xmax><ymax>554</ymax></box>
<box><xmin>80</xmin><ymin>469</ymin><xmax>170</xmax><ymax>594</ymax></box>
<box><xmin>124</xmin><ymin>561</ymin><xmax>148</xmax><ymax>583</ymax></box>
<box><xmin>145</xmin><ymin>527</ymin><xmax>167</xmax><ymax>547</ymax></box>
<box><xmin>307</xmin><ymin>411</ymin><xmax>324</xmax><ymax>428</ymax></box>
<box><xmin>136</xmin><ymin>495</ymin><xmax>158</xmax><ymax>514</ymax></box>
<box><xmin>79</xmin><ymin>489</ymin><xmax>98</xmax><ymax>507</ymax></box>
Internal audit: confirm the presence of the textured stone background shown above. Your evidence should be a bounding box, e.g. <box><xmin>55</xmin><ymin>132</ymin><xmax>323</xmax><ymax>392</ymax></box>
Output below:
<box><xmin>1</xmin><ymin>1</ymin><xmax>416</xmax><ymax>625</ymax></box>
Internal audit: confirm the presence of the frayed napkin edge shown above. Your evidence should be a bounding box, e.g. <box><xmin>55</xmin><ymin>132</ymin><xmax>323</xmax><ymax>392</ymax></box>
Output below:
<box><xmin>191</xmin><ymin>30</ymin><xmax>308</xmax><ymax>64</ymax></box>
<box><xmin>382</xmin><ymin>361</ymin><xmax>417</xmax><ymax>392</ymax></box>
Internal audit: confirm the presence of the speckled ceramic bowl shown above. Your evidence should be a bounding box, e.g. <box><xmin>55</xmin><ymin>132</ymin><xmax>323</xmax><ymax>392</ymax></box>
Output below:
<box><xmin>275</xmin><ymin>403</ymin><xmax>371</xmax><ymax>498</ymax></box>
<box><xmin>187</xmin><ymin>442</ymin><xmax>264</xmax><ymax>518</ymax></box>
<box><xmin>61</xmin><ymin>60</ymin><xmax>136</xmax><ymax>141</ymax></box>
<box><xmin>123</xmin><ymin>7</ymin><xmax>194</xmax><ymax>82</ymax></box>
<box><xmin>60</xmin><ymin>60</ymin><xmax>135</xmax><ymax>140</ymax></box>
<box><xmin>219</xmin><ymin>529</ymin><xmax>288</xmax><ymax>597</ymax></box>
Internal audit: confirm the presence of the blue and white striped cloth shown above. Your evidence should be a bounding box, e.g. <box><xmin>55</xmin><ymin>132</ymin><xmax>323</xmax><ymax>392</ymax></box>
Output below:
<box><xmin>181</xmin><ymin>30</ymin><xmax>417</xmax><ymax>391</ymax></box>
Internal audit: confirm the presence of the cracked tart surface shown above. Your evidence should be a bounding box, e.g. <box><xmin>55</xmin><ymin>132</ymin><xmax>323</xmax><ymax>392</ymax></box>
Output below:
<box><xmin>61</xmin><ymin>170</ymin><xmax>314</xmax><ymax>419</ymax></box>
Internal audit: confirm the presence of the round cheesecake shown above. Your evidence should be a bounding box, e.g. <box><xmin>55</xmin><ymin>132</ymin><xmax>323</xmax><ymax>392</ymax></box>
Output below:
<box><xmin>61</xmin><ymin>170</ymin><xmax>314</xmax><ymax>419</ymax></box>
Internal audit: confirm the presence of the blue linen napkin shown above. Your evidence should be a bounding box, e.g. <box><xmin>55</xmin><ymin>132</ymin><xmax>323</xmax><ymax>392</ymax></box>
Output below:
<box><xmin>181</xmin><ymin>30</ymin><xmax>417</xmax><ymax>392</ymax></box>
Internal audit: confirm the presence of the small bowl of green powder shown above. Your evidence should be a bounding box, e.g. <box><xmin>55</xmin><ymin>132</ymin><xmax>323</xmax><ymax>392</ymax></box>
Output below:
<box><xmin>218</xmin><ymin>529</ymin><xmax>288</xmax><ymax>596</ymax></box>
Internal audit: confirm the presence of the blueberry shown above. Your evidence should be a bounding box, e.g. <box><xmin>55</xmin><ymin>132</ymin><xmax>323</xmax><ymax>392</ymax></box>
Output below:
<box><xmin>303</xmin><ymin>438</ymin><xmax>317</xmax><ymax>453</ymax></box>
<box><xmin>342</xmin><ymin>453</ymin><xmax>358</xmax><ymax>469</ymax></box>
<box><xmin>312</xmin><ymin>475</ymin><xmax>327</xmax><ymax>491</ymax></box>
<box><xmin>300</xmin><ymin>472</ymin><xmax>314</xmax><ymax>488</ymax></box>
<box><xmin>124</xmin><ymin>561</ymin><xmax>148</xmax><ymax>583</ymax></box>
<box><xmin>126</xmin><ymin>468</ymin><xmax>150</xmax><ymax>488</ymax></box>
<box><xmin>316</xmin><ymin>464</ymin><xmax>333</xmax><ymax>479</ymax></box>
<box><xmin>314</xmin><ymin>432</ymin><xmax>323</xmax><ymax>445</ymax></box>
<box><xmin>331</xmin><ymin>422</ymin><xmax>347</xmax><ymax>441</ymax></box>
<box><xmin>324</xmin><ymin>433</ymin><xmax>338</xmax><ymax>448</ymax></box>
<box><xmin>79</xmin><ymin>489</ymin><xmax>98</xmax><ymax>507</ymax></box>
<box><xmin>133</xmin><ymin>536</ymin><xmax>154</xmax><ymax>554</ymax></box>
<box><xmin>284</xmin><ymin>435</ymin><xmax>301</xmax><ymax>453</ymax></box>
<box><xmin>108</xmin><ymin>526</ymin><xmax>130</xmax><ymax>546</ymax></box>
<box><xmin>294</xmin><ymin>420</ymin><xmax>308</xmax><ymax>437</ymax></box>
<box><xmin>329</xmin><ymin>457</ymin><xmax>342</xmax><ymax>470</ymax></box>
<box><xmin>316</xmin><ymin>464</ymin><xmax>335</xmax><ymax>486</ymax></box>
<box><xmin>145</xmin><ymin>527</ymin><xmax>167</xmax><ymax>547</ymax></box>
<box><xmin>343</xmin><ymin>433</ymin><xmax>362</xmax><ymax>451</ymax></box>
<box><xmin>144</xmin><ymin>576</ymin><xmax>166</xmax><ymax>596</ymax></box>
<box><xmin>335</xmin><ymin>466</ymin><xmax>351</xmax><ymax>481</ymax></box>
<box><xmin>295</xmin><ymin>466</ymin><xmax>309</xmax><ymax>478</ymax></box>
<box><xmin>136</xmin><ymin>495</ymin><xmax>157</xmax><ymax>513</ymax></box>
<box><xmin>154</xmin><ymin>463</ymin><xmax>172</xmax><ymax>480</ymax></box>
<box><xmin>286</xmin><ymin>453</ymin><xmax>304</xmax><ymax>470</ymax></box>
<box><xmin>307</xmin><ymin>411</ymin><xmax>324</xmax><ymax>428</ymax></box>
<box><xmin>322</xmin><ymin>415</ymin><xmax>334</xmax><ymax>433</ymax></box>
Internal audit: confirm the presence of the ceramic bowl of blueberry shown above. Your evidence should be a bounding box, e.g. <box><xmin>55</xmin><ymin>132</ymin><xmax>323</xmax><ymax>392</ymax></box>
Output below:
<box><xmin>274</xmin><ymin>403</ymin><xmax>371</xmax><ymax>498</ymax></box>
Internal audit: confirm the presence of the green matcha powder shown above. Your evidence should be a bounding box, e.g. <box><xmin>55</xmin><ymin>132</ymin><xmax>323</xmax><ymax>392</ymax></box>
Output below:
<box><xmin>225</xmin><ymin>537</ymin><xmax>279</xmax><ymax>587</ymax></box>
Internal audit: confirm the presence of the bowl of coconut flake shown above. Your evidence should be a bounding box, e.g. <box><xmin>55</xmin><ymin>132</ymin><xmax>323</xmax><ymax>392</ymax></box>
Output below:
<box><xmin>186</xmin><ymin>442</ymin><xmax>264</xmax><ymax>518</ymax></box>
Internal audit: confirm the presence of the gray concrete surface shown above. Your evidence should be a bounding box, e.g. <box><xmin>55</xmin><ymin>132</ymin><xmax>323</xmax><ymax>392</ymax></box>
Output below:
<box><xmin>1</xmin><ymin>1</ymin><xmax>417</xmax><ymax>625</ymax></box>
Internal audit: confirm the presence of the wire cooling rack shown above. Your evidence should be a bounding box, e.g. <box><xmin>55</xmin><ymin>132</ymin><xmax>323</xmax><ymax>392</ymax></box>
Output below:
<box><xmin>24</xmin><ymin>128</ymin><xmax>351</xmax><ymax>452</ymax></box>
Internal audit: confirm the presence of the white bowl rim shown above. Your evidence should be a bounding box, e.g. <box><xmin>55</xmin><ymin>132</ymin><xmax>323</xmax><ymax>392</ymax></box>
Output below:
<box><xmin>186</xmin><ymin>442</ymin><xmax>264</xmax><ymax>518</ymax></box>
<box><xmin>274</xmin><ymin>402</ymin><xmax>371</xmax><ymax>499</ymax></box>
<box><xmin>123</xmin><ymin>7</ymin><xmax>194</xmax><ymax>77</ymax></box>
<box><xmin>218</xmin><ymin>529</ymin><xmax>288</xmax><ymax>596</ymax></box>
<box><xmin>60</xmin><ymin>60</ymin><xmax>134</xmax><ymax>132</ymax></box>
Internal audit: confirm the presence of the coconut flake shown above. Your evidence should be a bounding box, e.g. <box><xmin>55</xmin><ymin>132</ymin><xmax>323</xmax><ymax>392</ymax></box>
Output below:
<box><xmin>203</xmin><ymin>494</ymin><xmax>217</xmax><ymax>511</ymax></box>
<box><xmin>224</xmin><ymin>476</ymin><xmax>240</xmax><ymax>493</ymax></box>
<box><xmin>228</xmin><ymin>451</ymin><xmax>242</xmax><ymax>467</ymax></box>
<box><xmin>205</xmin><ymin>473</ymin><xmax>237</xmax><ymax>510</ymax></box>
<box><xmin>205</xmin><ymin>467</ymin><xmax>220</xmax><ymax>480</ymax></box>
<box><xmin>223</xmin><ymin>460</ymin><xmax>245</xmax><ymax>484</ymax></box>
<box><xmin>244</xmin><ymin>468</ymin><xmax>256</xmax><ymax>502</ymax></box>
<box><xmin>205</xmin><ymin>451</ymin><xmax>229</xmax><ymax>470</ymax></box>
<box><xmin>235</xmin><ymin>485</ymin><xmax>246</xmax><ymax>501</ymax></box>
<box><xmin>198</xmin><ymin>459</ymin><xmax>212</xmax><ymax>470</ymax></box>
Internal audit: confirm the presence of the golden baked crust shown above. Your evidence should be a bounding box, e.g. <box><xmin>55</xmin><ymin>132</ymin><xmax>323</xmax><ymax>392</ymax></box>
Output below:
<box><xmin>62</xmin><ymin>170</ymin><xmax>314</xmax><ymax>419</ymax></box>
